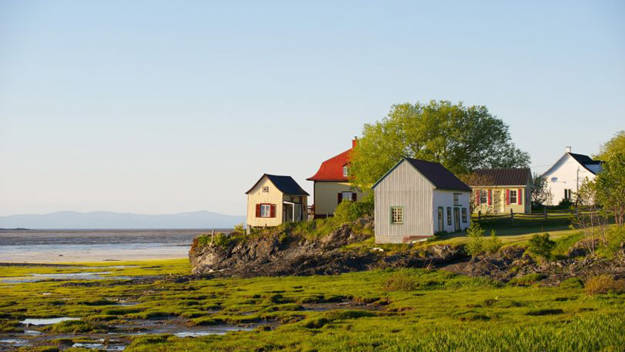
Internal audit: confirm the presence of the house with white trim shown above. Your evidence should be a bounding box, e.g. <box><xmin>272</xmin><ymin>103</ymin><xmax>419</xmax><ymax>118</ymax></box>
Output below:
<box><xmin>542</xmin><ymin>147</ymin><xmax>602</xmax><ymax>206</ymax></box>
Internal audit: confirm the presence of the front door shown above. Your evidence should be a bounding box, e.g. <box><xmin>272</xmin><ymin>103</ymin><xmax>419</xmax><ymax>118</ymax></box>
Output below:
<box><xmin>493</xmin><ymin>190</ymin><xmax>502</xmax><ymax>214</ymax></box>
<box><xmin>453</xmin><ymin>208</ymin><xmax>461</xmax><ymax>232</ymax></box>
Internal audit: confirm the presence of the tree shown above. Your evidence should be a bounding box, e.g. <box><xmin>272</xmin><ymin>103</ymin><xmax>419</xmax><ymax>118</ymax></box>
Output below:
<box><xmin>350</xmin><ymin>100</ymin><xmax>530</xmax><ymax>191</ymax></box>
<box><xmin>530</xmin><ymin>173</ymin><xmax>551</xmax><ymax>207</ymax></box>
<box><xmin>595</xmin><ymin>131</ymin><xmax>625</xmax><ymax>161</ymax></box>
<box><xmin>527</xmin><ymin>233</ymin><xmax>556</xmax><ymax>260</ymax></box>
<box><xmin>595</xmin><ymin>153</ymin><xmax>625</xmax><ymax>226</ymax></box>
<box><xmin>465</xmin><ymin>222</ymin><xmax>485</xmax><ymax>258</ymax></box>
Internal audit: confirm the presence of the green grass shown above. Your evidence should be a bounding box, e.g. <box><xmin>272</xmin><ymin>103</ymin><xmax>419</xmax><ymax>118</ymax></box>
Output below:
<box><xmin>1</xmin><ymin>257</ymin><xmax>624</xmax><ymax>351</ymax></box>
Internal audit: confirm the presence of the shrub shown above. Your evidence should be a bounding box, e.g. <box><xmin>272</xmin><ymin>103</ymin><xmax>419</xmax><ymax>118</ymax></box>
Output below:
<box><xmin>232</xmin><ymin>223</ymin><xmax>245</xmax><ymax>234</ymax></box>
<box><xmin>383</xmin><ymin>272</ymin><xmax>418</xmax><ymax>291</ymax></box>
<box><xmin>527</xmin><ymin>233</ymin><xmax>556</xmax><ymax>260</ymax></box>
<box><xmin>585</xmin><ymin>275</ymin><xmax>625</xmax><ymax>295</ymax></box>
<box><xmin>465</xmin><ymin>223</ymin><xmax>485</xmax><ymax>258</ymax></box>
<box><xmin>559</xmin><ymin>277</ymin><xmax>584</xmax><ymax>289</ymax></box>
<box><xmin>483</xmin><ymin>230</ymin><xmax>503</xmax><ymax>254</ymax></box>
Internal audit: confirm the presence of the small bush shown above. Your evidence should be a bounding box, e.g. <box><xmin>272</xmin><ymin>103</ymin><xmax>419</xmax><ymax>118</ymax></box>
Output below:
<box><xmin>232</xmin><ymin>223</ymin><xmax>245</xmax><ymax>234</ymax></box>
<box><xmin>483</xmin><ymin>230</ymin><xmax>503</xmax><ymax>254</ymax></box>
<box><xmin>559</xmin><ymin>277</ymin><xmax>584</xmax><ymax>289</ymax></box>
<box><xmin>465</xmin><ymin>223</ymin><xmax>485</xmax><ymax>257</ymax></box>
<box><xmin>383</xmin><ymin>272</ymin><xmax>418</xmax><ymax>291</ymax></box>
<box><xmin>509</xmin><ymin>273</ymin><xmax>546</xmax><ymax>287</ymax></box>
<box><xmin>585</xmin><ymin>275</ymin><xmax>625</xmax><ymax>295</ymax></box>
<box><xmin>527</xmin><ymin>233</ymin><xmax>556</xmax><ymax>260</ymax></box>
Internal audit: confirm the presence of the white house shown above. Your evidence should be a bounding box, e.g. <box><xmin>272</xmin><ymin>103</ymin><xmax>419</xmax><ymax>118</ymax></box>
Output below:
<box><xmin>372</xmin><ymin>158</ymin><xmax>472</xmax><ymax>244</ymax></box>
<box><xmin>542</xmin><ymin>147</ymin><xmax>603</xmax><ymax>206</ymax></box>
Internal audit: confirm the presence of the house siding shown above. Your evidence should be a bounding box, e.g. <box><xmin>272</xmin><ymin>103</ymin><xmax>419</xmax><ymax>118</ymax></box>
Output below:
<box><xmin>246</xmin><ymin>177</ymin><xmax>284</xmax><ymax>228</ymax></box>
<box><xmin>472</xmin><ymin>186</ymin><xmax>531</xmax><ymax>214</ymax></box>
<box><xmin>432</xmin><ymin>190</ymin><xmax>471</xmax><ymax>233</ymax></box>
<box><xmin>313</xmin><ymin>181</ymin><xmax>362</xmax><ymax>216</ymax></box>
<box><xmin>374</xmin><ymin>161</ymin><xmax>434</xmax><ymax>243</ymax></box>
<box><xmin>543</xmin><ymin>154</ymin><xmax>597</xmax><ymax>206</ymax></box>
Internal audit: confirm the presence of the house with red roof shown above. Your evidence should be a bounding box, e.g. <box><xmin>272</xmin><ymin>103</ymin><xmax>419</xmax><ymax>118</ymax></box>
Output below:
<box><xmin>307</xmin><ymin>138</ymin><xmax>363</xmax><ymax>218</ymax></box>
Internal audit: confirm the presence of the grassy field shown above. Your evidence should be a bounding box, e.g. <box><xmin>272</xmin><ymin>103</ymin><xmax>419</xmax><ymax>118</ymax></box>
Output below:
<box><xmin>1</xmin><ymin>251</ymin><xmax>624</xmax><ymax>351</ymax></box>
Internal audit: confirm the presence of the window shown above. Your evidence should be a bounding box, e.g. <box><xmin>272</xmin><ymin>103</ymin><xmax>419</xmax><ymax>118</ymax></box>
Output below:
<box><xmin>339</xmin><ymin>191</ymin><xmax>355</xmax><ymax>203</ymax></box>
<box><xmin>343</xmin><ymin>165</ymin><xmax>349</xmax><ymax>177</ymax></box>
<box><xmin>551</xmin><ymin>177</ymin><xmax>558</xmax><ymax>182</ymax></box>
<box><xmin>461</xmin><ymin>208</ymin><xmax>467</xmax><ymax>223</ymax></box>
<box><xmin>564</xmin><ymin>189</ymin><xmax>572</xmax><ymax>200</ymax></box>
<box><xmin>260</xmin><ymin>204</ymin><xmax>271</xmax><ymax>218</ymax></box>
<box><xmin>510</xmin><ymin>190</ymin><xmax>517</xmax><ymax>204</ymax></box>
<box><xmin>447</xmin><ymin>207</ymin><xmax>452</xmax><ymax>225</ymax></box>
<box><xmin>453</xmin><ymin>193</ymin><xmax>460</xmax><ymax>206</ymax></box>
<box><xmin>479</xmin><ymin>190</ymin><xmax>488</xmax><ymax>204</ymax></box>
<box><xmin>262</xmin><ymin>186</ymin><xmax>269</xmax><ymax>193</ymax></box>
<box><xmin>438</xmin><ymin>207</ymin><xmax>444</xmax><ymax>231</ymax></box>
<box><xmin>390</xmin><ymin>207</ymin><xmax>403</xmax><ymax>224</ymax></box>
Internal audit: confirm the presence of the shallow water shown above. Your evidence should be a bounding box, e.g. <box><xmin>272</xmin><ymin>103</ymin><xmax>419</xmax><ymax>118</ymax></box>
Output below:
<box><xmin>21</xmin><ymin>317</ymin><xmax>80</xmax><ymax>326</ymax></box>
<box><xmin>1</xmin><ymin>271</ymin><xmax>133</xmax><ymax>283</ymax></box>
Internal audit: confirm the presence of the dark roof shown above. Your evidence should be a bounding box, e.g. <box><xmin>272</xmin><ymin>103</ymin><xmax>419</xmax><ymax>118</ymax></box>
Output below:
<box><xmin>372</xmin><ymin>158</ymin><xmax>471</xmax><ymax>192</ymax></box>
<box><xmin>468</xmin><ymin>168</ymin><xmax>531</xmax><ymax>186</ymax></box>
<box><xmin>569</xmin><ymin>153</ymin><xmax>603</xmax><ymax>175</ymax></box>
<box><xmin>245</xmin><ymin>174</ymin><xmax>309</xmax><ymax>196</ymax></box>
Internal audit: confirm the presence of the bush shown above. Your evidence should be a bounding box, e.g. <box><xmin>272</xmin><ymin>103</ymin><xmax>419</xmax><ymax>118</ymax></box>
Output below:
<box><xmin>465</xmin><ymin>223</ymin><xmax>485</xmax><ymax>258</ymax></box>
<box><xmin>233</xmin><ymin>223</ymin><xmax>245</xmax><ymax>234</ymax></box>
<box><xmin>527</xmin><ymin>233</ymin><xmax>556</xmax><ymax>260</ymax></box>
<box><xmin>383</xmin><ymin>272</ymin><xmax>418</xmax><ymax>291</ymax></box>
<box><xmin>559</xmin><ymin>277</ymin><xmax>584</xmax><ymax>289</ymax></box>
<box><xmin>585</xmin><ymin>275</ymin><xmax>625</xmax><ymax>295</ymax></box>
<box><xmin>483</xmin><ymin>230</ymin><xmax>503</xmax><ymax>254</ymax></box>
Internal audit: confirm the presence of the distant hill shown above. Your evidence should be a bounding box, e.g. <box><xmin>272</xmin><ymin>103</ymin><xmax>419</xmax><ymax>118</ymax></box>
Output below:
<box><xmin>0</xmin><ymin>211</ymin><xmax>244</xmax><ymax>229</ymax></box>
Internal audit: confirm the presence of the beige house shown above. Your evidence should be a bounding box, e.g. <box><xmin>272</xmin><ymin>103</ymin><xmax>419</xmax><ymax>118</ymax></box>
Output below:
<box><xmin>308</xmin><ymin>138</ymin><xmax>362</xmax><ymax>218</ymax></box>
<box><xmin>468</xmin><ymin>168</ymin><xmax>532</xmax><ymax>214</ymax></box>
<box><xmin>245</xmin><ymin>174</ymin><xmax>308</xmax><ymax>230</ymax></box>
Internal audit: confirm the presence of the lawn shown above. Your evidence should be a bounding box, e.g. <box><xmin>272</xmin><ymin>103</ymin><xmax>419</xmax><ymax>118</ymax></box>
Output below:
<box><xmin>0</xmin><ymin>256</ymin><xmax>624</xmax><ymax>351</ymax></box>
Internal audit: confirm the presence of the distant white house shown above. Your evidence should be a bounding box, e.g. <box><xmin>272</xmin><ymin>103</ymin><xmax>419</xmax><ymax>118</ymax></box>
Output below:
<box><xmin>542</xmin><ymin>147</ymin><xmax>603</xmax><ymax>206</ymax></box>
<box><xmin>372</xmin><ymin>158</ymin><xmax>472</xmax><ymax>244</ymax></box>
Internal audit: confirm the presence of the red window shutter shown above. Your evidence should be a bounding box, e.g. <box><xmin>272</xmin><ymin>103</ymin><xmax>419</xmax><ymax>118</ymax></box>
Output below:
<box><xmin>475</xmin><ymin>190</ymin><xmax>480</xmax><ymax>205</ymax></box>
<box><xmin>351</xmin><ymin>193</ymin><xmax>357</xmax><ymax>201</ymax></box>
<box><xmin>488</xmin><ymin>190</ymin><xmax>492</xmax><ymax>205</ymax></box>
<box><xmin>337</xmin><ymin>193</ymin><xmax>343</xmax><ymax>204</ymax></box>
<box><xmin>270</xmin><ymin>204</ymin><xmax>276</xmax><ymax>218</ymax></box>
<box><xmin>506</xmin><ymin>189</ymin><xmax>510</xmax><ymax>205</ymax></box>
<box><xmin>256</xmin><ymin>204</ymin><xmax>261</xmax><ymax>217</ymax></box>
<box><xmin>518</xmin><ymin>188</ymin><xmax>522</xmax><ymax>205</ymax></box>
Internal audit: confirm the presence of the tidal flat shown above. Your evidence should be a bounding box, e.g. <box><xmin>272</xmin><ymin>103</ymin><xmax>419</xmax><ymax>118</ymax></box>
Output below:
<box><xmin>0</xmin><ymin>259</ymin><xmax>624</xmax><ymax>352</ymax></box>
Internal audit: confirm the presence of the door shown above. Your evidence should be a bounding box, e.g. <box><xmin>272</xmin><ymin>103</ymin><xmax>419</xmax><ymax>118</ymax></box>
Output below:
<box><xmin>493</xmin><ymin>190</ymin><xmax>502</xmax><ymax>214</ymax></box>
<box><xmin>453</xmin><ymin>208</ymin><xmax>461</xmax><ymax>232</ymax></box>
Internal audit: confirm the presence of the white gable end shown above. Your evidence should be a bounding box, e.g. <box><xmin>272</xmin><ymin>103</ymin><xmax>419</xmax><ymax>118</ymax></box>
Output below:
<box><xmin>543</xmin><ymin>154</ymin><xmax>596</xmax><ymax>206</ymax></box>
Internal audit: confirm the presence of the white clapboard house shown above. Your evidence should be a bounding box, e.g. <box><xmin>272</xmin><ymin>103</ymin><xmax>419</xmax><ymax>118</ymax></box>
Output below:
<box><xmin>372</xmin><ymin>158</ymin><xmax>472</xmax><ymax>243</ymax></box>
<box><xmin>542</xmin><ymin>147</ymin><xmax>602</xmax><ymax>206</ymax></box>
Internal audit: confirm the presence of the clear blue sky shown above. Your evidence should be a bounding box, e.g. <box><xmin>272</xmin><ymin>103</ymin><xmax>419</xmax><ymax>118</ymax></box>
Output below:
<box><xmin>1</xmin><ymin>1</ymin><xmax>623</xmax><ymax>216</ymax></box>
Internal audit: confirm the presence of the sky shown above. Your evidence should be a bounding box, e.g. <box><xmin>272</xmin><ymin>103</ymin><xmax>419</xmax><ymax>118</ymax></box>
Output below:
<box><xmin>0</xmin><ymin>1</ymin><xmax>624</xmax><ymax>216</ymax></box>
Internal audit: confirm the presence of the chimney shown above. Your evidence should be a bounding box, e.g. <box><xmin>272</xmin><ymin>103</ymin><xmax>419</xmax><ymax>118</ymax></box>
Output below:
<box><xmin>565</xmin><ymin>146</ymin><xmax>572</xmax><ymax>153</ymax></box>
<box><xmin>352</xmin><ymin>137</ymin><xmax>358</xmax><ymax>148</ymax></box>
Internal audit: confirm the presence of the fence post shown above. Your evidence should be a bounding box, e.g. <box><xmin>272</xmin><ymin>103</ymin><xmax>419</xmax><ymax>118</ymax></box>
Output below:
<box><xmin>543</xmin><ymin>207</ymin><xmax>547</xmax><ymax>220</ymax></box>
<box><xmin>478</xmin><ymin>210</ymin><xmax>481</xmax><ymax>221</ymax></box>
<box><xmin>510</xmin><ymin>208</ymin><xmax>514</xmax><ymax>222</ymax></box>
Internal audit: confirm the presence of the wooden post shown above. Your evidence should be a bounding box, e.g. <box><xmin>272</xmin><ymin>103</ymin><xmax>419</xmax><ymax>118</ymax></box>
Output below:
<box><xmin>478</xmin><ymin>210</ymin><xmax>481</xmax><ymax>221</ymax></box>
<box><xmin>211</xmin><ymin>229</ymin><xmax>215</xmax><ymax>243</ymax></box>
<box><xmin>543</xmin><ymin>207</ymin><xmax>547</xmax><ymax>220</ymax></box>
<box><xmin>510</xmin><ymin>208</ymin><xmax>514</xmax><ymax>222</ymax></box>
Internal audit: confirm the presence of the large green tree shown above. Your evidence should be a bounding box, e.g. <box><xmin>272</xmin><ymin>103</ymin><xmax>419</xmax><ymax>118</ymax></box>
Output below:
<box><xmin>595</xmin><ymin>153</ymin><xmax>625</xmax><ymax>226</ymax></box>
<box><xmin>350</xmin><ymin>100</ymin><xmax>530</xmax><ymax>190</ymax></box>
<box><xmin>595</xmin><ymin>130</ymin><xmax>625</xmax><ymax>161</ymax></box>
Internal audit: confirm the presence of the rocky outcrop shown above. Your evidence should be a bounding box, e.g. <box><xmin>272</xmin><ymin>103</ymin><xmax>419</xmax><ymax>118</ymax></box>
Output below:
<box><xmin>189</xmin><ymin>221</ymin><xmax>470</xmax><ymax>277</ymax></box>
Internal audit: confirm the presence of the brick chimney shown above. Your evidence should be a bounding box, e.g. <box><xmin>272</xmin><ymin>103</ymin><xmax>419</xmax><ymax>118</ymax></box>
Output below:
<box><xmin>352</xmin><ymin>137</ymin><xmax>358</xmax><ymax>149</ymax></box>
<box><xmin>565</xmin><ymin>146</ymin><xmax>572</xmax><ymax>153</ymax></box>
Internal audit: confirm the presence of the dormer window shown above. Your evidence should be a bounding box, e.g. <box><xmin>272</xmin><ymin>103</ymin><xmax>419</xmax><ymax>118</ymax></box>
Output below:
<box><xmin>262</xmin><ymin>186</ymin><xmax>269</xmax><ymax>193</ymax></box>
<box><xmin>343</xmin><ymin>165</ymin><xmax>349</xmax><ymax>177</ymax></box>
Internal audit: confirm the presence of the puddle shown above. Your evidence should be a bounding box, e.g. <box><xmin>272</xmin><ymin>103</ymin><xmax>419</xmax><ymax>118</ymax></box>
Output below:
<box><xmin>21</xmin><ymin>317</ymin><xmax>80</xmax><ymax>326</ymax></box>
<box><xmin>24</xmin><ymin>329</ymin><xmax>42</xmax><ymax>335</ymax></box>
<box><xmin>172</xmin><ymin>326</ymin><xmax>253</xmax><ymax>338</ymax></box>
<box><xmin>73</xmin><ymin>342</ymin><xmax>126</xmax><ymax>351</ymax></box>
<box><xmin>0</xmin><ymin>338</ymin><xmax>28</xmax><ymax>346</ymax></box>
<box><xmin>1</xmin><ymin>272</ymin><xmax>132</xmax><ymax>283</ymax></box>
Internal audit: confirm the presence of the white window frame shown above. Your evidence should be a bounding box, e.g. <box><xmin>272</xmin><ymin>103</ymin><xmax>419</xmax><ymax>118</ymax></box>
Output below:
<box><xmin>390</xmin><ymin>206</ymin><xmax>404</xmax><ymax>224</ymax></box>
<box><xmin>343</xmin><ymin>165</ymin><xmax>349</xmax><ymax>177</ymax></box>
<box><xmin>510</xmin><ymin>190</ymin><xmax>517</xmax><ymax>204</ymax></box>
<box><xmin>341</xmin><ymin>191</ymin><xmax>354</xmax><ymax>202</ymax></box>
<box><xmin>453</xmin><ymin>193</ymin><xmax>460</xmax><ymax>206</ymax></box>
<box><xmin>259</xmin><ymin>204</ymin><xmax>271</xmax><ymax>218</ymax></box>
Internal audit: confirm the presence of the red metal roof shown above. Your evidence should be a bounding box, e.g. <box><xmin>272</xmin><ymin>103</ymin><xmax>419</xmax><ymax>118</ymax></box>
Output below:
<box><xmin>307</xmin><ymin>139</ymin><xmax>356</xmax><ymax>182</ymax></box>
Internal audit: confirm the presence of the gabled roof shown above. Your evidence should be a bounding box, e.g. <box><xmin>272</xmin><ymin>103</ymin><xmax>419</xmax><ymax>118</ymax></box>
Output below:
<box><xmin>542</xmin><ymin>152</ymin><xmax>603</xmax><ymax>177</ymax></box>
<box><xmin>245</xmin><ymin>174</ymin><xmax>309</xmax><ymax>196</ymax></box>
<box><xmin>372</xmin><ymin>158</ymin><xmax>471</xmax><ymax>192</ymax></box>
<box><xmin>307</xmin><ymin>139</ymin><xmax>357</xmax><ymax>182</ymax></box>
<box><xmin>467</xmin><ymin>168</ymin><xmax>531</xmax><ymax>187</ymax></box>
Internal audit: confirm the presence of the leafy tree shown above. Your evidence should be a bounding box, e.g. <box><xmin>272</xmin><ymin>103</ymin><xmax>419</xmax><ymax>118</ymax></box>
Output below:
<box><xmin>595</xmin><ymin>131</ymin><xmax>625</xmax><ymax>161</ymax></box>
<box><xmin>527</xmin><ymin>233</ymin><xmax>556</xmax><ymax>260</ymax></box>
<box><xmin>530</xmin><ymin>173</ymin><xmax>551</xmax><ymax>207</ymax></box>
<box><xmin>483</xmin><ymin>230</ymin><xmax>503</xmax><ymax>254</ymax></box>
<box><xmin>350</xmin><ymin>100</ymin><xmax>530</xmax><ymax>190</ymax></box>
<box><xmin>595</xmin><ymin>153</ymin><xmax>625</xmax><ymax>226</ymax></box>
